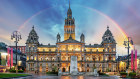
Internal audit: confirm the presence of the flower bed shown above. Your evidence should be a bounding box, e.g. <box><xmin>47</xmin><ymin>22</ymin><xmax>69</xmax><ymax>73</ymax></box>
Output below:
<box><xmin>129</xmin><ymin>72</ymin><xmax>136</xmax><ymax>78</ymax></box>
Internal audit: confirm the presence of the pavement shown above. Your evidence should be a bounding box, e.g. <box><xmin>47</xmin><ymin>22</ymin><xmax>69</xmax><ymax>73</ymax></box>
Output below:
<box><xmin>13</xmin><ymin>74</ymin><xmax>122</xmax><ymax>79</ymax></box>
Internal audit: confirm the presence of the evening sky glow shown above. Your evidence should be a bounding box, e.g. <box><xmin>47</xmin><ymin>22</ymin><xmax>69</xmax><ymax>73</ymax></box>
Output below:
<box><xmin>0</xmin><ymin>0</ymin><xmax>140</xmax><ymax>56</ymax></box>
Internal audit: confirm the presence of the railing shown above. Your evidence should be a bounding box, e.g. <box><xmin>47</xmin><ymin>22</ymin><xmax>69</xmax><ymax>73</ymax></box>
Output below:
<box><xmin>27</xmin><ymin>60</ymin><xmax>116</xmax><ymax>62</ymax></box>
<box><xmin>37</xmin><ymin>49</ymin><xmax>116</xmax><ymax>53</ymax></box>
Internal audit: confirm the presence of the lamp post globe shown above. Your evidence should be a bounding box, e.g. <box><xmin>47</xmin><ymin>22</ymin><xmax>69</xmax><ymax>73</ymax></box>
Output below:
<box><xmin>11</xmin><ymin>31</ymin><xmax>22</xmax><ymax>73</ymax></box>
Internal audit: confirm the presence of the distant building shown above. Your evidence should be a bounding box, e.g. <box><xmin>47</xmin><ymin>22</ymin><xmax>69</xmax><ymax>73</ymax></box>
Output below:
<box><xmin>116</xmin><ymin>55</ymin><xmax>140</xmax><ymax>72</ymax></box>
<box><xmin>10</xmin><ymin>46</ymin><xmax>26</xmax><ymax>53</ymax></box>
<box><xmin>0</xmin><ymin>42</ymin><xmax>26</xmax><ymax>72</ymax></box>
<box><xmin>12</xmin><ymin>48</ymin><xmax>26</xmax><ymax>70</ymax></box>
<box><xmin>0</xmin><ymin>42</ymin><xmax>8</xmax><ymax>72</ymax></box>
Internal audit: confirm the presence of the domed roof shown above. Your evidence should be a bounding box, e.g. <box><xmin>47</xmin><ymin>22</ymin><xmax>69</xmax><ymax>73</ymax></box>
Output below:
<box><xmin>101</xmin><ymin>26</ymin><xmax>116</xmax><ymax>44</ymax></box>
<box><xmin>29</xmin><ymin>26</ymin><xmax>37</xmax><ymax>36</ymax></box>
<box><xmin>26</xmin><ymin>26</ymin><xmax>39</xmax><ymax>44</ymax></box>
<box><xmin>103</xmin><ymin>26</ymin><xmax>112</xmax><ymax>36</ymax></box>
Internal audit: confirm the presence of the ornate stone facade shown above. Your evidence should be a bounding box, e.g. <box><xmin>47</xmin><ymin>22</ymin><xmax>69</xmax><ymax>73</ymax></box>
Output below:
<box><xmin>26</xmin><ymin>3</ymin><xmax>117</xmax><ymax>73</ymax></box>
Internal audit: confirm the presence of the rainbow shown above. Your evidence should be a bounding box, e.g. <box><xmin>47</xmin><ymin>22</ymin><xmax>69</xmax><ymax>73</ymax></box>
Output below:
<box><xmin>84</xmin><ymin>6</ymin><xmax>128</xmax><ymax>38</ymax></box>
<box><xmin>17</xmin><ymin>5</ymin><xmax>133</xmax><ymax>48</ymax></box>
<box><xmin>84</xmin><ymin>6</ymin><xmax>134</xmax><ymax>48</ymax></box>
<box><xmin>18</xmin><ymin>6</ymin><xmax>56</xmax><ymax>31</ymax></box>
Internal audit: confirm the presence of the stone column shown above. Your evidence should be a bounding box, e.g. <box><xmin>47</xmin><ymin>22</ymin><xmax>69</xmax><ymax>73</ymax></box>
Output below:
<box><xmin>26</xmin><ymin>62</ymin><xmax>29</xmax><ymax>72</ymax></box>
<box><xmin>37</xmin><ymin>53</ymin><xmax>39</xmax><ymax>73</ymax></box>
<box><xmin>42</xmin><ymin>63</ymin><xmax>46</xmax><ymax>73</ymax></box>
<box><xmin>28</xmin><ymin>63</ymin><xmax>30</xmax><ymax>71</ymax></box>
<box><xmin>66</xmin><ymin>44</ymin><xmax>68</xmax><ymax>52</ymax></box>
<box><xmin>102</xmin><ymin>54</ymin><xmax>105</xmax><ymax>72</ymax></box>
<box><xmin>43</xmin><ymin>54</ymin><xmax>45</xmax><ymax>61</ymax></box>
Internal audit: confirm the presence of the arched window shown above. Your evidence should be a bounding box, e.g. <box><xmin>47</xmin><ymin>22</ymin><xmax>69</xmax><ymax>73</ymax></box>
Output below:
<box><xmin>99</xmin><ymin>56</ymin><xmax>101</xmax><ymax>61</ymax></box>
<box><xmin>30</xmin><ymin>55</ymin><xmax>33</xmax><ymax>60</ymax></box>
<box><xmin>109</xmin><ymin>55</ymin><xmax>112</xmax><ymax>61</ymax></box>
<box><xmin>87</xmin><ymin>64</ymin><xmax>89</xmax><ymax>67</ymax></box>
<box><xmin>109</xmin><ymin>48</ymin><xmax>112</xmax><ymax>52</ymax></box>
<box><xmin>58</xmin><ymin>57</ymin><xmax>59</xmax><ymax>60</ymax></box>
<box><xmin>109</xmin><ymin>37</ymin><xmax>111</xmax><ymax>40</ymax></box>
<box><xmin>82</xmin><ymin>57</ymin><xmax>84</xmax><ymax>61</ymax></box>
<box><xmin>69</xmin><ymin>21</ymin><xmax>71</xmax><ymax>25</ymax></box>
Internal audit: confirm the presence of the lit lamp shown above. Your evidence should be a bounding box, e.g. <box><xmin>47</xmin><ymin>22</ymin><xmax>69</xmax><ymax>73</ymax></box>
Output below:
<box><xmin>11</xmin><ymin>31</ymin><xmax>22</xmax><ymax>73</ymax></box>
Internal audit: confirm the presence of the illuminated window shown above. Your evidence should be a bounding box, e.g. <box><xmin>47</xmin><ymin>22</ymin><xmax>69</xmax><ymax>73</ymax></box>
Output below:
<box><xmin>113</xmin><ymin>56</ymin><xmax>115</xmax><ymax>61</ymax></box>
<box><xmin>113</xmin><ymin>48</ymin><xmax>115</xmax><ymax>52</ymax></box>
<box><xmin>46</xmin><ymin>57</ymin><xmax>49</xmax><ymax>61</ymax></box>
<box><xmin>106</xmin><ymin>48</ymin><xmax>108</xmax><ymax>52</ymax></box>
<box><xmin>27</xmin><ymin>56</ymin><xmax>29</xmax><ymax>60</ymax></box>
<box><xmin>52</xmin><ymin>57</ymin><xmax>55</xmax><ymax>61</ymax></box>
<box><xmin>34</xmin><ymin>56</ymin><xmax>36</xmax><ymax>60</ymax></box>
<box><xmin>109</xmin><ymin>48</ymin><xmax>112</xmax><ymax>52</ymax></box>
<box><xmin>18</xmin><ymin>61</ymin><xmax>22</xmax><ymax>66</ymax></box>
<box><xmin>105</xmin><ymin>57</ymin><xmax>107</xmax><ymax>61</ymax></box>
<box><xmin>30</xmin><ymin>55</ymin><xmax>33</xmax><ymax>60</ymax></box>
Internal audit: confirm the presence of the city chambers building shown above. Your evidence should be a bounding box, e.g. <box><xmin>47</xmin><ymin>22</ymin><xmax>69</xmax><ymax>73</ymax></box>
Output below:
<box><xmin>25</xmin><ymin>3</ymin><xmax>117</xmax><ymax>73</ymax></box>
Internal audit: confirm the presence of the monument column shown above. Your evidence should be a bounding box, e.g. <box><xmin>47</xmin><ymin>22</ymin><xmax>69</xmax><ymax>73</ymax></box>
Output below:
<box><xmin>70</xmin><ymin>56</ymin><xmax>78</xmax><ymax>75</ymax></box>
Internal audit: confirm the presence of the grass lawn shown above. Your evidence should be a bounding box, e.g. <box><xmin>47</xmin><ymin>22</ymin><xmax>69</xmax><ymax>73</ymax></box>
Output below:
<box><xmin>0</xmin><ymin>73</ymin><xmax>30</xmax><ymax>78</ymax></box>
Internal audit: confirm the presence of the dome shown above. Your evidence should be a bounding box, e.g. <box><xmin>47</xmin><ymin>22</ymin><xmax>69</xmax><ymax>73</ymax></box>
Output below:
<box><xmin>101</xmin><ymin>26</ymin><xmax>116</xmax><ymax>44</ymax></box>
<box><xmin>26</xmin><ymin>26</ymin><xmax>39</xmax><ymax>44</ymax></box>
<box><xmin>103</xmin><ymin>26</ymin><xmax>112</xmax><ymax>36</ymax></box>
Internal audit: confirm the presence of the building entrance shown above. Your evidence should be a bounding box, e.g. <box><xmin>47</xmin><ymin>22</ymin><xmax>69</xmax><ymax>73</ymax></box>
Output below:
<box><xmin>62</xmin><ymin>67</ymin><xmax>65</xmax><ymax>72</ymax></box>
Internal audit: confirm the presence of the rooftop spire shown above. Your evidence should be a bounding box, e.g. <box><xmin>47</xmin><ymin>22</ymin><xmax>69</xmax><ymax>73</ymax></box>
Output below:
<box><xmin>69</xmin><ymin>0</ymin><xmax>70</xmax><ymax>8</ymax></box>
<box><xmin>107</xmin><ymin>25</ymin><xmax>109</xmax><ymax>29</ymax></box>
<box><xmin>32</xmin><ymin>25</ymin><xmax>34</xmax><ymax>29</ymax></box>
<box><xmin>67</xmin><ymin>0</ymin><xmax>72</xmax><ymax>18</ymax></box>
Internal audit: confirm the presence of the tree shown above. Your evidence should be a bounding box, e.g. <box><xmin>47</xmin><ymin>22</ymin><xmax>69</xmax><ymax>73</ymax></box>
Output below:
<box><xmin>52</xmin><ymin>66</ymin><xmax>57</xmax><ymax>72</ymax></box>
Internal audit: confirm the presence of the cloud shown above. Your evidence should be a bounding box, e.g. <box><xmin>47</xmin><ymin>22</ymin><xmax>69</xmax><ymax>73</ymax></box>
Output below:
<box><xmin>0</xmin><ymin>0</ymin><xmax>140</xmax><ymax>56</ymax></box>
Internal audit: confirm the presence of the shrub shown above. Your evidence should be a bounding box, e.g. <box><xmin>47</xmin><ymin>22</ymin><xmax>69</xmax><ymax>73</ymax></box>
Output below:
<box><xmin>99</xmin><ymin>73</ymin><xmax>109</xmax><ymax>76</ymax></box>
<box><xmin>9</xmin><ymin>69</ymin><xmax>16</xmax><ymax>73</ymax></box>
<box><xmin>99</xmin><ymin>73</ymin><xmax>106</xmax><ymax>75</ymax></box>
<box><xmin>46</xmin><ymin>71</ymin><xmax>58</xmax><ymax>74</ymax></box>
<box><xmin>120</xmin><ymin>72</ymin><xmax>127</xmax><ymax>78</ymax></box>
<box><xmin>120</xmin><ymin>72</ymin><xmax>127</xmax><ymax>75</ymax></box>
<box><xmin>129</xmin><ymin>72</ymin><xmax>136</xmax><ymax>78</ymax></box>
<box><xmin>18</xmin><ymin>70</ymin><xmax>24</xmax><ymax>73</ymax></box>
<box><xmin>9</xmin><ymin>69</ymin><xmax>24</xmax><ymax>73</ymax></box>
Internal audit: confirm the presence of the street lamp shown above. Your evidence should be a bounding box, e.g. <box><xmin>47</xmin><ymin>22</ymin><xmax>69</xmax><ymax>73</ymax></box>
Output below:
<box><xmin>123</xmin><ymin>37</ymin><xmax>133</xmax><ymax>70</ymax></box>
<box><xmin>11</xmin><ymin>31</ymin><xmax>22</xmax><ymax>73</ymax></box>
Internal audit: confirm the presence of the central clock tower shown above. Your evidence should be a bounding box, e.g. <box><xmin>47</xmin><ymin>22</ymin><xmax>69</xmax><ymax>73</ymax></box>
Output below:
<box><xmin>64</xmin><ymin>1</ymin><xmax>75</xmax><ymax>40</ymax></box>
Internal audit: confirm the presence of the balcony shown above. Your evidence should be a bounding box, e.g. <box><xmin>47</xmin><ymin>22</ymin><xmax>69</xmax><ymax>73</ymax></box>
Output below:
<box><xmin>37</xmin><ymin>50</ymin><xmax>57</xmax><ymax>53</ymax></box>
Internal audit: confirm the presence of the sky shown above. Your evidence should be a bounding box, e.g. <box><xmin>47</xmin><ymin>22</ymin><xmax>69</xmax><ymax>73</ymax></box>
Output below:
<box><xmin>0</xmin><ymin>0</ymin><xmax>140</xmax><ymax>56</ymax></box>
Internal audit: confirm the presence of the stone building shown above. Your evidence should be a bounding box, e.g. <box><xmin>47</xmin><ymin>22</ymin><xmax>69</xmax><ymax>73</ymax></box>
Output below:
<box><xmin>26</xmin><ymin>3</ymin><xmax>117</xmax><ymax>73</ymax></box>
